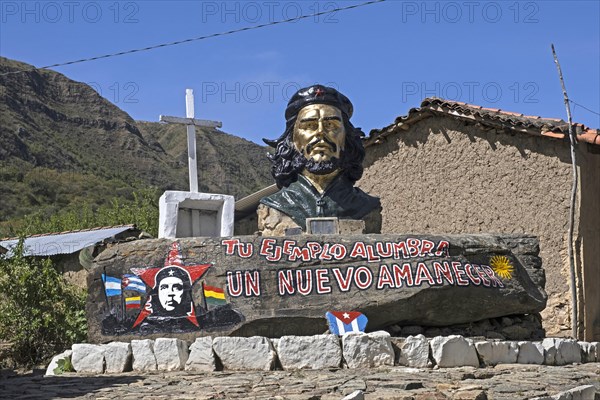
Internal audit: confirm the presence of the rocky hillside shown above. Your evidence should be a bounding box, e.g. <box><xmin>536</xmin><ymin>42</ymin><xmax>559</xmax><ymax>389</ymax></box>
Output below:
<box><xmin>0</xmin><ymin>57</ymin><xmax>272</xmax><ymax>234</ymax></box>
<box><xmin>137</xmin><ymin>122</ymin><xmax>270</xmax><ymax>197</ymax></box>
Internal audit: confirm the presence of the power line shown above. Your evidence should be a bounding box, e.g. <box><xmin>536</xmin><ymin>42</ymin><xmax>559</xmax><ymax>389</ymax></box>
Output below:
<box><xmin>0</xmin><ymin>0</ymin><xmax>386</xmax><ymax>77</ymax></box>
<box><xmin>569</xmin><ymin>99</ymin><xmax>600</xmax><ymax>117</ymax></box>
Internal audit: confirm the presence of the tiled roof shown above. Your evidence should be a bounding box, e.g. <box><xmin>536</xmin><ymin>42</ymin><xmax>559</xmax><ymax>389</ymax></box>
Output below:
<box><xmin>366</xmin><ymin>97</ymin><xmax>599</xmax><ymax>147</ymax></box>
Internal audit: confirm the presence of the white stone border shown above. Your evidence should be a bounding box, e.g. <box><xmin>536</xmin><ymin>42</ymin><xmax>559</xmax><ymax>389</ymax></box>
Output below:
<box><xmin>47</xmin><ymin>333</ymin><xmax>599</xmax><ymax>376</ymax></box>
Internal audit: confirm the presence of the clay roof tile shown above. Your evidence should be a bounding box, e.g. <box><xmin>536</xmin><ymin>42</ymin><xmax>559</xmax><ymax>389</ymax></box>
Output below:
<box><xmin>366</xmin><ymin>97</ymin><xmax>599</xmax><ymax>147</ymax></box>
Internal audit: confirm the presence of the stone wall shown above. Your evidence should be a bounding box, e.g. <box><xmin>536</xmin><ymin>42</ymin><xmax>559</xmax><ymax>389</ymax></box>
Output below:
<box><xmin>359</xmin><ymin>115</ymin><xmax>599</xmax><ymax>339</ymax></box>
<box><xmin>49</xmin><ymin>333</ymin><xmax>599</xmax><ymax>375</ymax></box>
<box><xmin>578</xmin><ymin>145</ymin><xmax>600</xmax><ymax>340</ymax></box>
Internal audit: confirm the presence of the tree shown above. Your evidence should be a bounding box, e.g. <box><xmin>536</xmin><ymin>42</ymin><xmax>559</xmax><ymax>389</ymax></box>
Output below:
<box><xmin>0</xmin><ymin>240</ymin><xmax>87</xmax><ymax>368</ymax></box>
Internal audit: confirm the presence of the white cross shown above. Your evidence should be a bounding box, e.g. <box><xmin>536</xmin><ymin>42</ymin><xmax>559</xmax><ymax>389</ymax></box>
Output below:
<box><xmin>159</xmin><ymin>89</ymin><xmax>222</xmax><ymax>192</ymax></box>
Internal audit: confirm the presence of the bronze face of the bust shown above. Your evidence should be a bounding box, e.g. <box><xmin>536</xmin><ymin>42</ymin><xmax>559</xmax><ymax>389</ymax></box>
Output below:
<box><xmin>293</xmin><ymin>104</ymin><xmax>345</xmax><ymax>164</ymax></box>
<box><xmin>292</xmin><ymin>104</ymin><xmax>346</xmax><ymax>192</ymax></box>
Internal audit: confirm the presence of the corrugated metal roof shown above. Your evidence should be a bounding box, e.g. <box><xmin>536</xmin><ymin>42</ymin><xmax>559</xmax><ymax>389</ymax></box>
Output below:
<box><xmin>0</xmin><ymin>225</ymin><xmax>135</xmax><ymax>257</ymax></box>
<box><xmin>235</xmin><ymin>184</ymin><xmax>279</xmax><ymax>218</ymax></box>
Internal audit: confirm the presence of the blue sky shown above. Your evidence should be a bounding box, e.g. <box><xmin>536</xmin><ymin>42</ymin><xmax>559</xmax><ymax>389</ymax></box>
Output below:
<box><xmin>1</xmin><ymin>0</ymin><xmax>599</xmax><ymax>145</ymax></box>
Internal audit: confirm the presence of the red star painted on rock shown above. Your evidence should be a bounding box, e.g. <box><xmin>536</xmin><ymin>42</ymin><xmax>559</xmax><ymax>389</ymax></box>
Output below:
<box><xmin>130</xmin><ymin>242</ymin><xmax>212</xmax><ymax>328</ymax></box>
<box><xmin>314</xmin><ymin>87</ymin><xmax>325</xmax><ymax>97</ymax></box>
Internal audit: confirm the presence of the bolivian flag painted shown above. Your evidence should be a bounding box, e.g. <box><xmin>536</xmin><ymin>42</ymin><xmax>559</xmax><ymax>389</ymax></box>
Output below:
<box><xmin>204</xmin><ymin>285</ymin><xmax>226</xmax><ymax>307</ymax></box>
<box><xmin>125</xmin><ymin>296</ymin><xmax>141</xmax><ymax>309</ymax></box>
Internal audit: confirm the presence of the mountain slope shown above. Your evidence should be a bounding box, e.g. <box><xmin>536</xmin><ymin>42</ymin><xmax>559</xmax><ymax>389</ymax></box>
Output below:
<box><xmin>136</xmin><ymin>121</ymin><xmax>271</xmax><ymax>197</ymax></box>
<box><xmin>0</xmin><ymin>57</ymin><xmax>272</xmax><ymax>233</ymax></box>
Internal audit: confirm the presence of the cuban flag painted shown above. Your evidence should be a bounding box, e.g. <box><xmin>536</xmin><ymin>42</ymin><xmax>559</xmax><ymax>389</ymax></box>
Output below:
<box><xmin>102</xmin><ymin>274</ymin><xmax>122</xmax><ymax>297</ymax></box>
<box><xmin>325</xmin><ymin>311</ymin><xmax>368</xmax><ymax>335</ymax></box>
<box><xmin>122</xmin><ymin>274</ymin><xmax>146</xmax><ymax>293</ymax></box>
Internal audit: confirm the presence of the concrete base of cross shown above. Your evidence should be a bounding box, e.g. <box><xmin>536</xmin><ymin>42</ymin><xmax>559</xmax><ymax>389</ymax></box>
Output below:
<box><xmin>158</xmin><ymin>191</ymin><xmax>234</xmax><ymax>239</ymax></box>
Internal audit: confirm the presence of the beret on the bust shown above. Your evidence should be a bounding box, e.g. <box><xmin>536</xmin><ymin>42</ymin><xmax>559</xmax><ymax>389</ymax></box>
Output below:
<box><xmin>263</xmin><ymin>85</ymin><xmax>354</xmax><ymax>148</ymax></box>
<box><xmin>285</xmin><ymin>85</ymin><xmax>353</xmax><ymax>121</ymax></box>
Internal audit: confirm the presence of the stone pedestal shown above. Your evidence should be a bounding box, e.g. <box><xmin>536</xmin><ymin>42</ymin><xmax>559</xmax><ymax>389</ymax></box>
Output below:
<box><xmin>159</xmin><ymin>191</ymin><xmax>234</xmax><ymax>238</ymax></box>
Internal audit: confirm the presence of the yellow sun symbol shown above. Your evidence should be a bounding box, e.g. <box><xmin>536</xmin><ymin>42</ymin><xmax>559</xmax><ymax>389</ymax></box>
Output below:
<box><xmin>490</xmin><ymin>255</ymin><xmax>514</xmax><ymax>280</ymax></box>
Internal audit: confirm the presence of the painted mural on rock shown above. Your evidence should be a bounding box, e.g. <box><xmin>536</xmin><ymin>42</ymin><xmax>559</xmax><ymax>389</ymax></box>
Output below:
<box><xmin>101</xmin><ymin>242</ymin><xmax>244</xmax><ymax>335</ymax></box>
<box><xmin>88</xmin><ymin>234</ymin><xmax>546</xmax><ymax>342</ymax></box>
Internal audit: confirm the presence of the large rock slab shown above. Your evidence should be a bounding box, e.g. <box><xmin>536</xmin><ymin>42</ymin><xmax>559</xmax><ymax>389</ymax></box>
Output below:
<box><xmin>185</xmin><ymin>337</ymin><xmax>216</xmax><ymax>371</ymax></box>
<box><xmin>71</xmin><ymin>344</ymin><xmax>104</xmax><ymax>373</ymax></box>
<box><xmin>213</xmin><ymin>336</ymin><xmax>275</xmax><ymax>371</ymax></box>
<box><xmin>277</xmin><ymin>334</ymin><xmax>342</xmax><ymax>369</ymax></box>
<box><xmin>342</xmin><ymin>331</ymin><xmax>394</xmax><ymax>368</ymax></box>
<box><xmin>430</xmin><ymin>335</ymin><xmax>479</xmax><ymax>367</ymax></box>
<box><xmin>87</xmin><ymin>234</ymin><xmax>546</xmax><ymax>342</ymax></box>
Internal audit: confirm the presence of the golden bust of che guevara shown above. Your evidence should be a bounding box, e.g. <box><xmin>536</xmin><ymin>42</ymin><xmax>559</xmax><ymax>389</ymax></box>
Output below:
<box><xmin>259</xmin><ymin>85</ymin><xmax>380</xmax><ymax>234</ymax></box>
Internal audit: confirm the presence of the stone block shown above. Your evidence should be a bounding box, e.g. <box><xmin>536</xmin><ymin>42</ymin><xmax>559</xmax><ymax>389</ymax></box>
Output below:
<box><xmin>71</xmin><ymin>343</ymin><xmax>105</xmax><ymax>373</ymax></box>
<box><xmin>277</xmin><ymin>334</ymin><xmax>341</xmax><ymax>370</ymax></box>
<box><xmin>542</xmin><ymin>338</ymin><xmax>557</xmax><ymax>365</ymax></box>
<box><xmin>398</xmin><ymin>334</ymin><xmax>430</xmax><ymax>368</ymax></box>
<box><xmin>185</xmin><ymin>337</ymin><xmax>216</xmax><ymax>371</ymax></box>
<box><xmin>342</xmin><ymin>390</ymin><xmax>365</xmax><ymax>400</ymax></box>
<box><xmin>555</xmin><ymin>339</ymin><xmax>581</xmax><ymax>365</ymax></box>
<box><xmin>159</xmin><ymin>190</ymin><xmax>234</xmax><ymax>238</ymax></box>
<box><xmin>342</xmin><ymin>331</ymin><xmax>394</xmax><ymax>368</ymax></box>
<box><xmin>131</xmin><ymin>339</ymin><xmax>157</xmax><ymax>371</ymax></box>
<box><xmin>535</xmin><ymin>384</ymin><xmax>597</xmax><ymax>400</ymax></box>
<box><xmin>45</xmin><ymin>350</ymin><xmax>72</xmax><ymax>376</ymax></box>
<box><xmin>475</xmin><ymin>340</ymin><xmax>518</xmax><ymax>366</ymax></box>
<box><xmin>213</xmin><ymin>336</ymin><xmax>275</xmax><ymax>371</ymax></box>
<box><xmin>517</xmin><ymin>341</ymin><xmax>544</xmax><ymax>364</ymax></box>
<box><xmin>560</xmin><ymin>385</ymin><xmax>595</xmax><ymax>400</ymax></box>
<box><xmin>104</xmin><ymin>342</ymin><xmax>132</xmax><ymax>373</ymax></box>
<box><xmin>430</xmin><ymin>335</ymin><xmax>479</xmax><ymax>368</ymax></box>
<box><xmin>578</xmin><ymin>341</ymin><xmax>598</xmax><ymax>363</ymax></box>
<box><xmin>154</xmin><ymin>338</ymin><xmax>189</xmax><ymax>371</ymax></box>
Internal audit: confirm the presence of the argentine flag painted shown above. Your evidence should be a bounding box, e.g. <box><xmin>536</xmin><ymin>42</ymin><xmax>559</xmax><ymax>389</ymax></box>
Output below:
<box><xmin>122</xmin><ymin>274</ymin><xmax>146</xmax><ymax>293</ymax></box>
<box><xmin>102</xmin><ymin>274</ymin><xmax>122</xmax><ymax>297</ymax></box>
<box><xmin>325</xmin><ymin>311</ymin><xmax>368</xmax><ymax>336</ymax></box>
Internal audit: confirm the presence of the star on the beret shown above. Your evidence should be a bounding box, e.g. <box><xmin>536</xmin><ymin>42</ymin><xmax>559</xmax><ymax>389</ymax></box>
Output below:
<box><xmin>315</xmin><ymin>88</ymin><xmax>324</xmax><ymax>96</ymax></box>
<box><xmin>168</xmin><ymin>269</ymin><xmax>175</xmax><ymax>276</ymax></box>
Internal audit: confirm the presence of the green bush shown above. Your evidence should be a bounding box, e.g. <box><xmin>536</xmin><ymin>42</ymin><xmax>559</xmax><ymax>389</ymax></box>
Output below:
<box><xmin>0</xmin><ymin>240</ymin><xmax>87</xmax><ymax>368</ymax></box>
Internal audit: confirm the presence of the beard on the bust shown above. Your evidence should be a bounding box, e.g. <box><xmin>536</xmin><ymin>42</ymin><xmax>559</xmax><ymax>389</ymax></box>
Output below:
<box><xmin>293</xmin><ymin>150</ymin><xmax>341</xmax><ymax>176</ymax></box>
